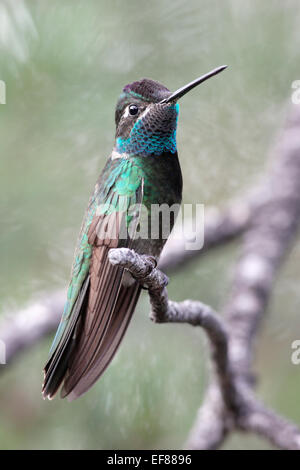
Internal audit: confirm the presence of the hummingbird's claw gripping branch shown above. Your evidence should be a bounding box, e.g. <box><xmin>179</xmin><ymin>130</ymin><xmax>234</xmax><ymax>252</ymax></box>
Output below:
<box><xmin>108</xmin><ymin>247</ymin><xmax>169</xmax><ymax>289</ymax></box>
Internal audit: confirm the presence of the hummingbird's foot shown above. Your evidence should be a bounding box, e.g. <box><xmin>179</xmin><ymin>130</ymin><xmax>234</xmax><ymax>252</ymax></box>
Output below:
<box><xmin>139</xmin><ymin>256</ymin><xmax>159</xmax><ymax>290</ymax></box>
<box><xmin>108</xmin><ymin>248</ymin><xmax>168</xmax><ymax>290</ymax></box>
<box><xmin>146</xmin><ymin>255</ymin><xmax>157</xmax><ymax>269</ymax></box>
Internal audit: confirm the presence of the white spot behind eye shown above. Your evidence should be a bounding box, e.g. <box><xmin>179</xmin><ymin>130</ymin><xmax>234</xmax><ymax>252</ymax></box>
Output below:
<box><xmin>123</xmin><ymin>106</ymin><xmax>130</xmax><ymax>118</ymax></box>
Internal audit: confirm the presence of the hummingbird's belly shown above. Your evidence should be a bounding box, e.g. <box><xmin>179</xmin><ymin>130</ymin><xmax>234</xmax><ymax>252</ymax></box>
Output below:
<box><xmin>121</xmin><ymin>152</ymin><xmax>182</xmax><ymax>286</ymax></box>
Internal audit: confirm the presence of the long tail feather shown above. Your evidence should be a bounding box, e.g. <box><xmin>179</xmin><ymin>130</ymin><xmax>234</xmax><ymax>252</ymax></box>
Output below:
<box><xmin>61</xmin><ymin>281</ymin><xmax>141</xmax><ymax>400</ymax></box>
<box><xmin>42</xmin><ymin>276</ymin><xmax>90</xmax><ymax>399</ymax></box>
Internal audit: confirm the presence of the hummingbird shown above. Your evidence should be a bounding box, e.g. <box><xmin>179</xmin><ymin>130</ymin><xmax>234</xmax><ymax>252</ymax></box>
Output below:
<box><xmin>42</xmin><ymin>65</ymin><xmax>227</xmax><ymax>401</ymax></box>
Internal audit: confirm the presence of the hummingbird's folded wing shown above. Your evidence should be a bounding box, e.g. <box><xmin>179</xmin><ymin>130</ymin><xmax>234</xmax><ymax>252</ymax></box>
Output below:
<box><xmin>42</xmin><ymin>164</ymin><xmax>143</xmax><ymax>400</ymax></box>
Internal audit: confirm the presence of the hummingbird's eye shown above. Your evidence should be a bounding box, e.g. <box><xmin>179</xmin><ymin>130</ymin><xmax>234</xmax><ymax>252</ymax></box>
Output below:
<box><xmin>129</xmin><ymin>104</ymin><xmax>139</xmax><ymax>116</ymax></box>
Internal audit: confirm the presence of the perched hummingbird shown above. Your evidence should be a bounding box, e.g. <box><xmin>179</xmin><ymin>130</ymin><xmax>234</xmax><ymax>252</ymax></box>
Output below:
<box><xmin>42</xmin><ymin>65</ymin><xmax>227</xmax><ymax>401</ymax></box>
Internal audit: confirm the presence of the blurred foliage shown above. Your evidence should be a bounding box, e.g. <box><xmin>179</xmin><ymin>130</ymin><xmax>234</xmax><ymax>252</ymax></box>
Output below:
<box><xmin>0</xmin><ymin>0</ymin><xmax>300</xmax><ymax>450</ymax></box>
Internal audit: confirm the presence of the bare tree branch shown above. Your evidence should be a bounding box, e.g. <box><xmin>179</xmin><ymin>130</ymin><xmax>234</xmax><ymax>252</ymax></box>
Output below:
<box><xmin>0</xmin><ymin>291</ymin><xmax>64</xmax><ymax>365</ymax></box>
<box><xmin>187</xmin><ymin>103</ymin><xmax>300</xmax><ymax>450</ymax></box>
<box><xmin>237</xmin><ymin>393</ymin><xmax>300</xmax><ymax>450</ymax></box>
<box><xmin>109</xmin><ymin>247</ymin><xmax>300</xmax><ymax>450</ymax></box>
<box><xmin>109</xmin><ymin>247</ymin><xmax>240</xmax><ymax>415</ymax></box>
<box><xmin>186</xmin><ymin>384</ymin><xmax>230</xmax><ymax>450</ymax></box>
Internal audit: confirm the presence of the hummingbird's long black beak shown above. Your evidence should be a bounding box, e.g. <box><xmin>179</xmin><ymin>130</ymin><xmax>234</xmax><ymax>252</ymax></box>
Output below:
<box><xmin>161</xmin><ymin>65</ymin><xmax>228</xmax><ymax>104</ymax></box>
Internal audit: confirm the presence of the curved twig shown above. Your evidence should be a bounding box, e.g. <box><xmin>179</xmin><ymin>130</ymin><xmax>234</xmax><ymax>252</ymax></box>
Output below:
<box><xmin>109</xmin><ymin>247</ymin><xmax>300</xmax><ymax>450</ymax></box>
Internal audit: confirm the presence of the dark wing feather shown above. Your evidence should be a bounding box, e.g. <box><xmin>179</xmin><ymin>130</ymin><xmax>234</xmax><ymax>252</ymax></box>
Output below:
<box><xmin>42</xmin><ymin>276</ymin><xmax>90</xmax><ymax>399</ymax></box>
<box><xmin>43</xmin><ymin>172</ymin><xmax>143</xmax><ymax>400</ymax></box>
<box><xmin>62</xmin><ymin>282</ymin><xmax>141</xmax><ymax>400</ymax></box>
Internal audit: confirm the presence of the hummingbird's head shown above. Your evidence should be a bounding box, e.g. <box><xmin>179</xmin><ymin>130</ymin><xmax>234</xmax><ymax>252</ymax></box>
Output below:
<box><xmin>114</xmin><ymin>78</ymin><xmax>178</xmax><ymax>157</ymax></box>
<box><xmin>114</xmin><ymin>65</ymin><xmax>227</xmax><ymax>158</ymax></box>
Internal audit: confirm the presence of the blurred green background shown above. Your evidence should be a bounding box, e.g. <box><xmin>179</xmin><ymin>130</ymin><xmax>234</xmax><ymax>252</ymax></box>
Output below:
<box><xmin>0</xmin><ymin>0</ymin><xmax>300</xmax><ymax>450</ymax></box>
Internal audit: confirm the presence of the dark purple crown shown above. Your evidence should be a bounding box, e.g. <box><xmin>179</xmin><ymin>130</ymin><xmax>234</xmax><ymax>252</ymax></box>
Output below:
<box><xmin>123</xmin><ymin>78</ymin><xmax>170</xmax><ymax>103</ymax></box>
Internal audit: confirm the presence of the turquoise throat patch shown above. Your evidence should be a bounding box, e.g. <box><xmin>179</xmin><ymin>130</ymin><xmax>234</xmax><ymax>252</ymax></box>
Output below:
<box><xmin>117</xmin><ymin>103</ymin><xmax>179</xmax><ymax>156</ymax></box>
